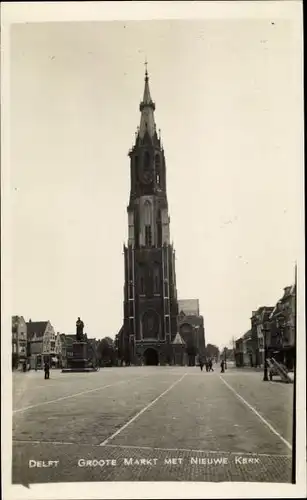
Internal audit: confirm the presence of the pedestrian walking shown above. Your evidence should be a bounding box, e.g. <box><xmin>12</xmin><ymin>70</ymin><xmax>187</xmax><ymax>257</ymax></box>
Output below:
<box><xmin>209</xmin><ymin>359</ymin><xmax>214</xmax><ymax>372</ymax></box>
<box><xmin>220</xmin><ymin>360</ymin><xmax>225</xmax><ymax>373</ymax></box>
<box><xmin>44</xmin><ymin>361</ymin><xmax>50</xmax><ymax>380</ymax></box>
<box><xmin>199</xmin><ymin>359</ymin><xmax>204</xmax><ymax>372</ymax></box>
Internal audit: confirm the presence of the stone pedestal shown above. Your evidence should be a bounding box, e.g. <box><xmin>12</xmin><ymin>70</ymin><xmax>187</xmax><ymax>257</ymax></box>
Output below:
<box><xmin>62</xmin><ymin>341</ymin><xmax>97</xmax><ymax>373</ymax></box>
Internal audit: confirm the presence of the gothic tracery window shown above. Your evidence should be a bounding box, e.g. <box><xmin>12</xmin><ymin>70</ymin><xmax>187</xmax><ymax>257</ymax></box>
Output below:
<box><xmin>144</xmin><ymin>200</ymin><xmax>152</xmax><ymax>247</ymax></box>
<box><xmin>139</xmin><ymin>265</ymin><xmax>145</xmax><ymax>294</ymax></box>
<box><xmin>144</xmin><ymin>151</ymin><xmax>150</xmax><ymax>172</ymax></box>
<box><xmin>142</xmin><ymin>310</ymin><xmax>159</xmax><ymax>339</ymax></box>
<box><xmin>145</xmin><ymin>226</ymin><xmax>152</xmax><ymax>246</ymax></box>
<box><xmin>153</xmin><ymin>265</ymin><xmax>160</xmax><ymax>294</ymax></box>
<box><xmin>144</xmin><ymin>200</ymin><xmax>152</xmax><ymax>225</ymax></box>
<box><xmin>157</xmin><ymin>209</ymin><xmax>162</xmax><ymax>247</ymax></box>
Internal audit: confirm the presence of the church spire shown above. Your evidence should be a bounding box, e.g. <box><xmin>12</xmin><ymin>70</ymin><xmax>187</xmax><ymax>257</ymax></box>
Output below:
<box><xmin>139</xmin><ymin>61</ymin><xmax>156</xmax><ymax>139</ymax></box>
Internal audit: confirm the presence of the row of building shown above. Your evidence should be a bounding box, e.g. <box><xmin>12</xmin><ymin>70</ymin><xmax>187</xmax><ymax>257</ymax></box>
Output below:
<box><xmin>12</xmin><ymin>299</ymin><xmax>205</xmax><ymax>370</ymax></box>
<box><xmin>234</xmin><ymin>282</ymin><xmax>296</xmax><ymax>370</ymax></box>
<box><xmin>12</xmin><ymin>317</ymin><xmax>98</xmax><ymax>370</ymax></box>
<box><xmin>12</xmin><ymin>303</ymin><xmax>205</xmax><ymax>370</ymax></box>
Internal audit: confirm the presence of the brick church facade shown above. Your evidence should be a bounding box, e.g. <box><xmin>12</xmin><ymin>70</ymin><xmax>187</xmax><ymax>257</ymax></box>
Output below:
<box><xmin>119</xmin><ymin>67</ymin><xmax>180</xmax><ymax>366</ymax></box>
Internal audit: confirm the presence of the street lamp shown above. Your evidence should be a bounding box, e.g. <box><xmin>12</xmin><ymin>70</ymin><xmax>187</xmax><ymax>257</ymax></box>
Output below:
<box><xmin>263</xmin><ymin>322</ymin><xmax>270</xmax><ymax>382</ymax></box>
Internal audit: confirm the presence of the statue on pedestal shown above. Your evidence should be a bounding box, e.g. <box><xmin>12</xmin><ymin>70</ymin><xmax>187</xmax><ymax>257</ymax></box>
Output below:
<box><xmin>76</xmin><ymin>317</ymin><xmax>85</xmax><ymax>342</ymax></box>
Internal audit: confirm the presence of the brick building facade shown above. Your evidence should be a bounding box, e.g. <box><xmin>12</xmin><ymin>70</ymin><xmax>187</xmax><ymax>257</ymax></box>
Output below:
<box><xmin>235</xmin><ymin>281</ymin><xmax>296</xmax><ymax>369</ymax></box>
<box><xmin>27</xmin><ymin>320</ymin><xmax>56</xmax><ymax>369</ymax></box>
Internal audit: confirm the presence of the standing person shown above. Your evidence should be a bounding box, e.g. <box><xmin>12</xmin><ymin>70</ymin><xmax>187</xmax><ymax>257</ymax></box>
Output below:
<box><xmin>44</xmin><ymin>361</ymin><xmax>50</xmax><ymax>380</ymax></box>
<box><xmin>22</xmin><ymin>360</ymin><xmax>27</xmax><ymax>373</ymax></box>
<box><xmin>199</xmin><ymin>358</ymin><xmax>204</xmax><ymax>372</ymax></box>
<box><xmin>220</xmin><ymin>359</ymin><xmax>225</xmax><ymax>373</ymax></box>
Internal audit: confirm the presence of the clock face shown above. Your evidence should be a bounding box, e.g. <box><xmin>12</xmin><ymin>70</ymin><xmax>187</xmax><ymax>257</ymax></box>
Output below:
<box><xmin>142</xmin><ymin>169</ymin><xmax>153</xmax><ymax>184</ymax></box>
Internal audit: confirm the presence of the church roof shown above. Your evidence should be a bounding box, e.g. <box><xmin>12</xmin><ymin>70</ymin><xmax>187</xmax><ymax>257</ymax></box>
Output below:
<box><xmin>138</xmin><ymin>65</ymin><xmax>156</xmax><ymax>140</ymax></box>
<box><xmin>178</xmin><ymin>299</ymin><xmax>200</xmax><ymax>316</ymax></box>
<box><xmin>172</xmin><ymin>332</ymin><xmax>185</xmax><ymax>345</ymax></box>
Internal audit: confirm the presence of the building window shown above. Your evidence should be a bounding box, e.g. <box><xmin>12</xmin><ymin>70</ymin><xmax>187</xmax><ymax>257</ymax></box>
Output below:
<box><xmin>145</xmin><ymin>225</ymin><xmax>152</xmax><ymax>246</ymax></box>
<box><xmin>138</xmin><ymin>265</ymin><xmax>145</xmax><ymax>294</ymax></box>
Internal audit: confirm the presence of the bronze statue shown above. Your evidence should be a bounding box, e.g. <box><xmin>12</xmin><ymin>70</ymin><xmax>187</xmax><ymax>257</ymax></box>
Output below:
<box><xmin>76</xmin><ymin>317</ymin><xmax>84</xmax><ymax>342</ymax></box>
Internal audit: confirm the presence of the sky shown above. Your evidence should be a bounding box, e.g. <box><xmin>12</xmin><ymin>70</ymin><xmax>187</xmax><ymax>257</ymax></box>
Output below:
<box><xmin>9</xmin><ymin>17</ymin><xmax>303</xmax><ymax>348</ymax></box>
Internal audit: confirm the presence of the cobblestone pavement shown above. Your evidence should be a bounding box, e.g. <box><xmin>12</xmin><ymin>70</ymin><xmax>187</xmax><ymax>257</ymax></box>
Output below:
<box><xmin>12</xmin><ymin>366</ymin><xmax>293</xmax><ymax>484</ymax></box>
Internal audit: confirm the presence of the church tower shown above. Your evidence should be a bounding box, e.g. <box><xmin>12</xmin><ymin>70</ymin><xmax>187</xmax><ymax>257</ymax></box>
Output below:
<box><xmin>122</xmin><ymin>65</ymin><xmax>179</xmax><ymax>366</ymax></box>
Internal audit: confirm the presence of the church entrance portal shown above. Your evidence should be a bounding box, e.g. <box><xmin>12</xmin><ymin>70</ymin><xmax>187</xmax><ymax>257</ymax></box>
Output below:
<box><xmin>144</xmin><ymin>348</ymin><xmax>159</xmax><ymax>366</ymax></box>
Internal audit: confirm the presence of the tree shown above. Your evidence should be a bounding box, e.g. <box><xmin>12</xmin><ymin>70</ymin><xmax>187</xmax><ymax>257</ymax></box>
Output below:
<box><xmin>97</xmin><ymin>337</ymin><xmax>116</xmax><ymax>366</ymax></box>
<box><xmin>205</xmin><ymin>343</ymin><xmax>219</xmax><ymax>360</ymax></box>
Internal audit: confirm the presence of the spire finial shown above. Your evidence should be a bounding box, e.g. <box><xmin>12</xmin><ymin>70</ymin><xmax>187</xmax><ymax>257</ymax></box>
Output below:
<box><xmin>144</xmin><ymin>57</ymin><xmax>148</xmax><ymax>79</ymax></box>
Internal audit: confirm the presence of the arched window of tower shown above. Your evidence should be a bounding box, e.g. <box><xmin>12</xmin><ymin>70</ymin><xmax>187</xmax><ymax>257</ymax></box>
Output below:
<box><xmin>140</xmin><ymin>276</ymin><xmax>145</xmax><ymax>294</ymax></box>
<box><xmin>153</xmin><ymin>265</ymin><xmax>160</xmax><ymax>294</ymax></box>
<box><xmin>145</xmin><ymin>226</ymin><xmax>152</xmax><ymax>247</ymax></box>
<box><xmin>142</xmin><ymin>310</ymin><xmax>160</xmax><ymax>339</ymax></box>
<box><xmin>138</xmin><ymin>264</ymin><xmax>145</xmax><ymax>294</ymax></box>
<box><xmin>144</xmin><ymin>200</ymin><xmax>153</xmax><ymax>247</ymax></box>
<box><xmin>157</xmin><ymin>209</ymin><xmax>162</xmax><ymax>247</ymax></box>
<box><xmin>144</xmin><ymin>151</ymin><xmax>150</xmax><ymax>171</ymax></box>
<box><xmin>144</xmin><ymin>200</ymin><xmax>152</xmax><ymax>225</ymax></box>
